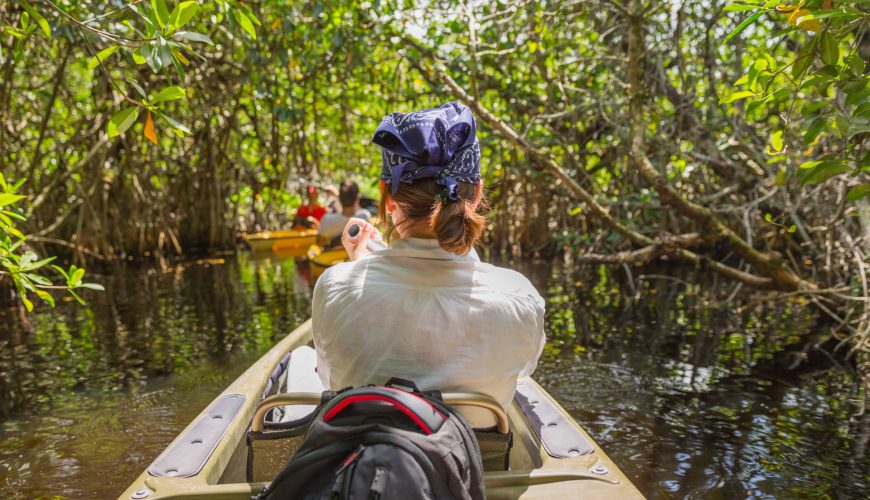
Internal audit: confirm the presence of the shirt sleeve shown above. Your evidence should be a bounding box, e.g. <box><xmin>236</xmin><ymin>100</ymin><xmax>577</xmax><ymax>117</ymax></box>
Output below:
<box><xmin>519</xmin><ymin>291</ymin><xmax>546</xmax><ymax>378</ymax></box>
<box><xmin>311</xmin><ymin>275</ymin><xmax>332</xmax><ymax>388</ymax></box>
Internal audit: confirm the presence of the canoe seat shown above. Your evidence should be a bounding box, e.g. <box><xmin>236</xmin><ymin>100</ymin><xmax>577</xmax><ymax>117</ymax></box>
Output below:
<box><xmin>248</xmin><ymin>391</ymin><xmax>512</xmax><ymax>482</ymax></box>
<box><xmin>246</xmin><ymin>346</ymin><xmax>513</xmax><ymax>481</ymax></box>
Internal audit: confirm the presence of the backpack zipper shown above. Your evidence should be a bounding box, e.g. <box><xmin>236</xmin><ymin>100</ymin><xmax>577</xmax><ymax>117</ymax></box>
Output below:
<box><xmin>336</xmin><ymin>444</ymin><xmax>366</xmax><ymax>476</ymax></box>
<box><xmin>331</xmin><ymin>444</ymin><xmax>366</xmax><ymax>499</ymax></box>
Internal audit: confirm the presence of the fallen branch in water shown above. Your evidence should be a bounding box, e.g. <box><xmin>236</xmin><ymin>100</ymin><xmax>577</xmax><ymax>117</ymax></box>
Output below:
<box><xmin>575</xmin><ymin>233</ymin><xmax>705</xmax><ymax>265</ymax></box>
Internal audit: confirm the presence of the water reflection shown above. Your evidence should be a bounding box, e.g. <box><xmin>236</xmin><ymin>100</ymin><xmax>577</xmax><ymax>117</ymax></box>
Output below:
<box><xmin>0</xmin><ymin>254</ymin><xmax>308</xmax><ymax>498</ymax></box>
<box><xmin>0</xmin><ymin>254</ymin><xmax>866</xmax><ymax>498</ymax></box>
<box><xmin>521</xmin><ymin>260</ymin><xmax>868</xmax><ymax>498</ymax></box>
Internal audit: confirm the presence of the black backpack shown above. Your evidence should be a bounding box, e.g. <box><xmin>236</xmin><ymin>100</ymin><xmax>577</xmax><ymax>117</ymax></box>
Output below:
<box><xmin>255</xmin><ymin>378</ymin><xmax>486</xmax><ymax>500</ymax></box>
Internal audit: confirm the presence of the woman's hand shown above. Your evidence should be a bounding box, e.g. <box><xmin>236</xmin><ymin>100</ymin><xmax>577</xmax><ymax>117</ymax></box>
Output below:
<box><xmin>342</xmin><ymin>218</ymin><xmax>376</xmax><ymax>261</ymax></box>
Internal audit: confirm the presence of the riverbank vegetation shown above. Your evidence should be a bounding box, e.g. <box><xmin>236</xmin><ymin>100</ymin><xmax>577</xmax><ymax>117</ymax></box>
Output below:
<box><xmin>1</xmin><ymin>1</ymin><xmax>868</xmax><ymax>394</ymax></box>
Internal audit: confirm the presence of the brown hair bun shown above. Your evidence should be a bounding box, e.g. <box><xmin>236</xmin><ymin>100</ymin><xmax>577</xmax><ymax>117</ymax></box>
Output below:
<box><xmin>379</xmin><ymin>179</ymin><xmax>486</xmax><ymax>255</ymax></box>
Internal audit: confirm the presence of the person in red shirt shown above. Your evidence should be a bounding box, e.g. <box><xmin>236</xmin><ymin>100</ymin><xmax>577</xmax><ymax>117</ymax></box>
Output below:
<box><xmin>293</xmin><ymin>186</ymin><xmax>327</xmax><ymax>228</ymax></box>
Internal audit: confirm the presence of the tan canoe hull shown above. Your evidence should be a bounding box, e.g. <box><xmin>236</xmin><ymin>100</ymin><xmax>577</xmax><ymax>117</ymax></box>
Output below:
<box><xmin>120</xmin><ymin>321</ymin><xmax>644</xmax><ymax>500</ymax></box>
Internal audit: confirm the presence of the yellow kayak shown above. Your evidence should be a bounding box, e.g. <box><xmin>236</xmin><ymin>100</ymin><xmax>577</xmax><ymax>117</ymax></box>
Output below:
<box><xmin>120</xmin><ymin>321</ymin><xmax>644</xmax><ymax>499</ymax></box>
<box><xmin>307</xmin><ymin>245</ymin><xmax>348</xmax><ymax>281</ymax></box>
<box><xmin>244</xmin><ymin>229</ymin><xmax>318</xmax><ymax>254</ymax></box>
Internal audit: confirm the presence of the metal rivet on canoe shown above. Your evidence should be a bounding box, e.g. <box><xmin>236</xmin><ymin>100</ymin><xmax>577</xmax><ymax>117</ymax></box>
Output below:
<box><xmin>131</xmin><ymin>489</ymin><xmax>151</xmax><ymax>499</ymax></box>
<box><xmin>547</xmin><ymin>422</ymin><xmax>557</xmax><ymax>427</ymax></box>
<box><xmin>590</xmin><ymin>464</ymin><xmax>609</xmax><ymax>475</ymax></box>
<box><xmin>568</xmin><ymin>449</ymin><xmax>580</xmax><ymax>456</ymax></box>
<box><xmin>165</xmin><ymin>469</ymin><xmax>178</xmax><ymax>477</ymax></box>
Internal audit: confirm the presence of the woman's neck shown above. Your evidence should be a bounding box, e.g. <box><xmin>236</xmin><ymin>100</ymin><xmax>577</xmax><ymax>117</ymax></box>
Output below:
<box><xmin>398</xmin><ymin>219</ymin><xmax>436</xmax><ymax>239</ymax></box>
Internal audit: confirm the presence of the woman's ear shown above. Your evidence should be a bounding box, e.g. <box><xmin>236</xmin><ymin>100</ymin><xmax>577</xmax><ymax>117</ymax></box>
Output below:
<box><xmin>385</xmin><ymin>197</ymin><xmax>398</xmax><ymax>214</ymax></box>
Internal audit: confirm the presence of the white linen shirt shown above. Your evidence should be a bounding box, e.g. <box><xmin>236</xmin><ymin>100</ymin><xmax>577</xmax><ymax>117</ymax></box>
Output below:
<box><xmin>311</xmin><ymin>238</ymin><xmax>546</xmax><ymax>412</ymax></box>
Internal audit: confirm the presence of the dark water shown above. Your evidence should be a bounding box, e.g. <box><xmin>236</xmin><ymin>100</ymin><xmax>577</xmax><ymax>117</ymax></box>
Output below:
<box><xmin>0</xmin><ymin>253</ymin><xmax>866</xmax><ymax>498</ymax></box>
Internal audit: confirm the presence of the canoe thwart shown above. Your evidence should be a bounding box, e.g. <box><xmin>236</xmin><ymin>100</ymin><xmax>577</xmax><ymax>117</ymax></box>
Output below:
<box><xmin>148</xmin><ymin>394</ymin><xmax>246</xmax><ymax>478</ymax></box>
<box><xmin>515</xmin><ymin>381</ymin><xmax>594</xmax><ymax>458</ymax></box>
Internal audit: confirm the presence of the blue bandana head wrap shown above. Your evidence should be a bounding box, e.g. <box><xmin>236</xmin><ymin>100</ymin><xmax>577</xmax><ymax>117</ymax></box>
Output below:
<box><xmin>372</xmin><ymin>101</ymin><xmax>481</xmax><ymax>203</ymax></box>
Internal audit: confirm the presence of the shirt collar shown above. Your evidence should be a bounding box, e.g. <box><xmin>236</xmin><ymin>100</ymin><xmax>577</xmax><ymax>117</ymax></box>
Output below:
<box><xmin>377</xmin><ymin>237</ymin><xmax>480</xmax><ymax>262</ymax></box>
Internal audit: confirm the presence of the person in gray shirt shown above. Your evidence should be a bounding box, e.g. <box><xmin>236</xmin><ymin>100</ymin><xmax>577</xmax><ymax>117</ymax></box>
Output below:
<box><xmin>317</xmin><ymin>180</ymin><xmax>371</xmax><ymax>244</ymax></box>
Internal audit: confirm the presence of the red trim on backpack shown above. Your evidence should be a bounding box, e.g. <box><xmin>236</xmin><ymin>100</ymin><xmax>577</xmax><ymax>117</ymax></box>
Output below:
<box><xmin>322</xmin><ymin>390</ymin><xmax>444</xmax><ymax>435</ymax></box>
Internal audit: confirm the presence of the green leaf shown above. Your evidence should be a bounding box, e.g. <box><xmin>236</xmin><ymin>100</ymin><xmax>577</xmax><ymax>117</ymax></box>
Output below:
<box><xmin>21</xmin><ymin>293</ymin><xmax>33</xmax><ymax>312</ymax></box>
<box><xmin>51</xmin><ymin>264</ymin><xmax>69</xmax><ymax>280</ymax></box>
<box><xmin>236</xmin><ymin>9</ymin><xmax>257</xmax><ymax>39</ymax></box>
<box><xmin>5</xmin><ymin>224</ymin><xmax>24</xmax><ymax>239</ymax></box>
<box><xmin>22</xmin><ymin>256</ymin><xmax>55</xmax><ymax>272</ymax></box>
<box><xmin>819</xmin><ymin>32</ymin><xmax>839</xmax><ymax>66</ymax></box>
<box><xmin>853</xmin><ymin>102</ymin><xmax>870</xmax><ymax>120</ymax></box>
<box><xmin>169</xmin><ymin>1</ymin><xmax>200</xmax><ymax>29</ymax></box>
<box><xmin>845</xmin><ymin>55</ymin><xmax>865</xmax><ymax>77</ymax></box>
<box><xmin>131</xmin><ymin>48</ymin><xmax>147</xmax><ymax>65</ymax></box>
<box><xmin>87</xmin><ymin>46</ymin><xmax>119</xmax><ymax>70</ymax></box>
<box><xmin>155</xmin><ymin>111</ymin><xmax>191</xmax><ymax>134</ymax></box>
<box><xmin>804</xmin><ymin>115</ymin><xmax>828</xmax><ymax>146</ymax></box>
<box><xmin>34</xmin><ymin>289</ymin><xmax>55</xmax><ymax>308</ymax></box>
<box><xmin>24</xmin><ymin>272</ymin><xmax>51</xmax><ymax>286</ymax></box>
<box><xmin>18</xmin><ymin>0</ymin><xmax>50</xmax><ymax>38</ymax></box>
<box><xmin>151</xmin><ymin>0</ymin><xmax>170</xmax><ymax>28</ymax></box>
<box><xmin>68</xmin><ymin>289</ymin><xmax>85</xmax><ymax>306</ymax></box>
<box><xmin>244</xmin><ymin>9</ymin><xmax>262</xmax><ymax>27</ymax></box>
<box><xmin>128</xmin><ymin>80</ymin><xmax>147</xmax><ymax>99</ymax></box>
<box><xmin>786</xmin><ymin>224</ymin><xmax>797</xmax><ymax>234</ymax></box>
<box><xmin>848</xmin><ymin>121</ymin><xmax>870</xmax><ymax>139</ymax></box>
<box><xmin>107</xmin><ymin>107</ymin><xmax>140</xmax><ymax>138</ymax></box>
<box><xmin>720</xmin><ymin>90</ymin><xmax>755</xmax><ymax>104</ymax></box>
<box><xmin>844</xmin><ymin>86</ymin><xmax>869</xmax><ymax>108</ymax></box>
<box><xmin>70</xmin><ymin>267</ymin><xmax>84</xmax><ymax>285</ymax></box>
<box><xmin>723</xmin><ymin>4</ymin><xmax>759</xmax><ymax>13</ymax></box>
<box><xmin>833</xmin><ymin>116</ymin><xmax>850</xmax><ymax>139</ymax></box>
<box><xmin>769</xmin><ymin>130</ymin><xmax>784</xmax><ymax>152</ymax></box>
<box><xmin>846</xmin><ymin>184</ymin><xmax>870</xmax><ymax>202</ymax></box>
<box><xmin>775</xmin><ymin>168</ymin><xmax>787</xmax><ymax>185</ymax></box>
<box><xmin>724</xmin><ymin>11</ymin><xmax>764</xmax><ymax>45</ymax></box>
<box><xmin>0</xmin><ymin>193</ymin><xmax>25</xmax><ymax>207</ymax></box>
<box><xmin>799</xmin><ymin>160</ymin><xmax>822</xmax><ymax>170</ymax></box>
<box><xmin>1</xmin><ymin>209</ymin><xmax>27</xmax><ymax>221</ymax></box>
<box><xmin>78</xmin><ymin>282</ymin><xmax>105</xmax><ymax>291</ymax></box>
<box><xmin>792</xmin><ymin>41</ymin><xmax>816</xmax><ymax>79</ymax></box>
<box><xmin>150</xmin><ymin>85</ymin><xmax>186</xmax><ymax>104</ymax></box>
<box><xmin>800</xmin><ymin>159</ymin><xmax>850</xmax><ymax>186</ymax></box>
<box><xmin>144</xmin><ymin>44</ymin><xmax>163</xmax><ymax>72</ymax></box>
<box><xmin>172</xmin><ymin>31</ymin><xmax>214</xmax><ymax>45</ymax></box>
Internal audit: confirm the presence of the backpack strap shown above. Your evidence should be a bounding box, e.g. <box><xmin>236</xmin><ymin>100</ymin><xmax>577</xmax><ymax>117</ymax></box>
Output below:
<box><xmin>322</xmin><ymin>387</ymin><xmax>446</xmax><ymax>435</ymax></box>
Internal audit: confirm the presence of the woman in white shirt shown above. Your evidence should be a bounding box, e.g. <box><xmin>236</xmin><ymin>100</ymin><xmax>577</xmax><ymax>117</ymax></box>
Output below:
<box><xmin>311</xmin><ymin>101</ymin><xmax>545</xmax><ymax>414</ymax></box>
